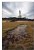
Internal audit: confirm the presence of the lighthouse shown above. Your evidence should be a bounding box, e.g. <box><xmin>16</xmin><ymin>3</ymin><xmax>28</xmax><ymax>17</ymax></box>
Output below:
<box><xmin>18</xmin><ymin>10</ymin><xmax>22</xmax><ymax>18</ymax></box>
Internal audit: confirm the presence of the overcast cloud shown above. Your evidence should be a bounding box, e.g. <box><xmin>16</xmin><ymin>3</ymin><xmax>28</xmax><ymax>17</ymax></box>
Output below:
<box><xmin>2</xmin><ymin>2</ymin><xmax>34</xmax><ymax>19</ymax></box>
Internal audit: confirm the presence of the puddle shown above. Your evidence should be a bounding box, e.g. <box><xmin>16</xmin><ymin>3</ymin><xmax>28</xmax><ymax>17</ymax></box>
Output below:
<box><xmin>3</xmin><ymin>25</ymin><xmax>31</xmax><ymax>50</ymax></box>
<box><xmin>8</xmin><ymin>25</ymin><xmax>27</xmax><ymax>35</ymax></box>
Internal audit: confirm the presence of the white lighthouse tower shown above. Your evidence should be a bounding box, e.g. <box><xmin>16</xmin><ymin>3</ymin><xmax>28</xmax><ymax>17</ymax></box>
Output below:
<box><xmin>18</xmin><ymin>10</ymin><xmax>22</xmax><ymax>18</ymax></box>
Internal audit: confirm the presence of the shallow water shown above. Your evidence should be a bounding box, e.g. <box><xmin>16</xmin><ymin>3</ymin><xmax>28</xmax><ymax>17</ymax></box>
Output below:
<box><xmin>2</xmin><ymin>25</ymin><xmax>33</xmax><ymax>50</ymax></box>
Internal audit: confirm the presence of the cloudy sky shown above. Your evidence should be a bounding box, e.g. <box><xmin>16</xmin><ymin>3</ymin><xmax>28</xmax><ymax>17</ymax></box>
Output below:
<box><xmin>2</xmin><ymin>2</ymin><xmax>34</xmax><ymax>19</ymax></box>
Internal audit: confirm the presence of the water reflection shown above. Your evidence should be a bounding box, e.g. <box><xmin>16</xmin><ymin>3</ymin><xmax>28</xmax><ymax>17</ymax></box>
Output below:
<box><xmin>2</xmin><ymin>25</ymin><xmax>33</xmax><ymax>50</ymax></box>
